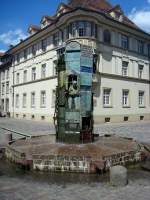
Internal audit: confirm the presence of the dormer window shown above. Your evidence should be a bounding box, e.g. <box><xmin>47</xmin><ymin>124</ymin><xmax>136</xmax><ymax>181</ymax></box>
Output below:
<box><xmin>42</xmin><ymin>20</ymin><xmax>49</xmax><ymax>28</ymax></box>
<box><xmin>109</xmin><ymin>5</ymin><xmax>124</xmax><ymax>22</ymax></box>
<box><xmin>56</xmin><ymin>3</ymin><xmax>70</xmax><ymax>17</ymax></box>
<box><xmin>40</xmin><ymin>16</ymin><xmax>54</xmax><ymax>28</ymax></box>
<box><xmin>28</xmin><ymin>25</ymin><xmax>40</xmax><ymax>35</ymax></box>
<box><xmin>103</xmin><ymin>29</ymin><xmax>111</xmax><ymax>44</ymax></box>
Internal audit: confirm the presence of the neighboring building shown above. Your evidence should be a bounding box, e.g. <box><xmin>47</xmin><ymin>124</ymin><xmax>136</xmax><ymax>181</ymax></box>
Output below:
<box><xmin>0</xmin><ymin>53</ymin><xmax>12</xmax><ymax>115</ymax></box>
<box><xmin>0</xmin><ymin>0</ymin><xmax>150</xmax><ymax>123</ymax></box>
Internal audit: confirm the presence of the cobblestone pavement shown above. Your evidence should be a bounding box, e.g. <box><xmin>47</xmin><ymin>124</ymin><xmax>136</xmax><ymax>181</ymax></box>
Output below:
<box><xmin>0</xmin><ymin>167</ymin><xmax>150</xmax><ymax>200</ymax></box>
<box><xmin>0</xmin><ymin>119</ymin><xmax>150</xmax><ymax>200</ymax></box>
<box><xmin>0</xmin><ymin>118</ymin><xmax>150</xmax><ymax>143</ymax></box>
<box><xmin>94</xmin><ymin>120</ymin><xmax>150</xmax><ymax>143</ymax></box>
<box><xmin>0</xmin><ymin>118</ymin><xmax>54</xmax><ymax>143</ymax></box>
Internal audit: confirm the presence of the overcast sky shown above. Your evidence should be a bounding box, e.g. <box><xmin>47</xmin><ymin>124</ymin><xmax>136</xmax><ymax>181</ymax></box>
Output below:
<box><xmin>0</xmin><ymin>0</ymin><xmax>150</xmax><ymax>52</ymax></box>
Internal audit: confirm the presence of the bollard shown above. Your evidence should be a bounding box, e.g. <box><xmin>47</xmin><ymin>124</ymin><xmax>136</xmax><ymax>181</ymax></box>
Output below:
<box><xmin>110</xmin><ymin>165</ymin><xmax>128</xmax><ymax>187</ymax></box>
<box><xmin>4</xmin><ymin>133</ymin><xmax>13</xmax><ymax>144</ymax></box>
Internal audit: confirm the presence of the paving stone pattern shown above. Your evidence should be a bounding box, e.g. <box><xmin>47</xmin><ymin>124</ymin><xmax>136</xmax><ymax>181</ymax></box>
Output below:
<box><xmin>0</xmin><ymin>118</ymin><xmax>54</xmax><ymax>143</ymax></box>
<box><xmin>0</xmin><ymin>169</ymin><xmax>150</xmax><ymax>200</ymax></box>
<box><xmin>0</xmin><ymin>118</ymin><xmax>150</xmax><ymax>143</ymax></box>
<box><xmin>94</xmin><ymin>121</ymin><xmax>150</xmax><ymax>143</ymax></box>
<box><xmin>0</xmin><ymin>118</ymin><xmax>150</xmax><ymax>199</ymax></box>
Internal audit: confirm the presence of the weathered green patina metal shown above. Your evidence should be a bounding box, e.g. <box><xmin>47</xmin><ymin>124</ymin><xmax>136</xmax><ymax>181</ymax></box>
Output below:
<box><xmin>55</xmin><ymin>41</ymin><xmax>94</xmax><ymax>143</ymax></box>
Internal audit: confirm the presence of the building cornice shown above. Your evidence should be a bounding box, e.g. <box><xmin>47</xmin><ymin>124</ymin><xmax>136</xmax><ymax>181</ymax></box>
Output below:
<box><xmin>100</xmin><ymin>72</ymin><xmax>150</xmax><ymax>84</ymax></box>
<box><xmin>12</xmin><ymin>75</ymin><xmax>57</xmax><ymax>87</ymax></box>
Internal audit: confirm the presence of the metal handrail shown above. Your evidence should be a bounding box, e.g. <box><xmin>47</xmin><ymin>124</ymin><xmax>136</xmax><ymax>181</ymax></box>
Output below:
<box><xmin>0</xmin><ymin>126</ymin><xmax>31</xmax><ymax>138</ymax></box>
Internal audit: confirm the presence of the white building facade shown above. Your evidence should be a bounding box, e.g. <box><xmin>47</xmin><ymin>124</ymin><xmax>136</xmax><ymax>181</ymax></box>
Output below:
<box><xmin>0</xmin><ymin>0</ymin><xmax>150</xmax><ymax>123</ymax></box>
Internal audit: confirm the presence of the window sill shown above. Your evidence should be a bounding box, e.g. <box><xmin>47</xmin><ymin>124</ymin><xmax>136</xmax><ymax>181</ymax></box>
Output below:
<box><xmin>41</xmin><ymin>105</ymin><xmax>46</xmax><ymax>108</ymax></box>
<box><xmin>122</xmin><ymin>106</ymin><xmax>130</xmax><ymax>108</ymax></box>
<box><xmin>103</xmin><ymin>105</ymin><xmax>113</xmax><ymax>108</ymax></box>
<box><xmin>139</xmin><ymin>106</ymin><xmax>145</xmax><ymax>108</ymax></box>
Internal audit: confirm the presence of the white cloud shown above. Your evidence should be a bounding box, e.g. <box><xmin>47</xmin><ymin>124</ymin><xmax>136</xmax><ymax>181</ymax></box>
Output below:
<box><xmin>0</xmin><ymin>49</ymin><xmax>5</xmax><ymax>53</ymax></box>
<box><xmin>0</xmin><ymin>29</ymin><xmax>27</xmax><ymax>47</ymax></box>
<box><xmin>147</xmin><ymin>0</ymin><xmax>150</xmax><ymax>4</ymax></box>
<box><xmin>128</xmin><ymin>7</ymin><xmax>150</xmax><ymax>33</ymax></box>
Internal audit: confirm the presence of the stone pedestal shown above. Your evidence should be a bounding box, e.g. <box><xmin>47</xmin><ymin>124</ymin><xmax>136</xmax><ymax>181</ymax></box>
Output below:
<box><xmin>4</xmin><ymin>133</ymin><xmax>12</xmax><ymax>144</ymax></box>
<box><xmin>110</xmin><ymin>165</ymin><xmax>128</xmax><ymax>186</ymax></box>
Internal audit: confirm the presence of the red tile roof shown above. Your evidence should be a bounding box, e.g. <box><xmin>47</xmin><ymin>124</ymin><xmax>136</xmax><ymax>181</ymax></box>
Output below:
<box><xmin>41</xmin><ymin>15</ymin><xmax>55</xmax><ymax>22</ymax></box>
<box><xmin>0</xmin><ymin>52</ymin><xmax>5</xmax><ymax>57</ymax></box>
<box><xmin>68</xmin><ymin>0</ymin><xmax>112</xmax><ymax>11</ymax></box>
<box><xmin>28</xmin><ymin>25</ymin><xmax>41</xmax><ymax>31</ymax></box>
<box><xmin>28</xmin><ymin>25</ymin><xmax>41</xmax><ymax>34</ymax></box>
<box><xmin>68</xmin><ymin>0</ymin><xmax>141</xmax><ymax>30</ymax></box>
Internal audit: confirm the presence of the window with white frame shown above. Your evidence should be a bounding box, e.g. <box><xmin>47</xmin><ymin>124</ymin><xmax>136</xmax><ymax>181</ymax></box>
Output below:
<box><xmin>6</xmin><ymin>82</ymin><xmax>9</xmax><ymax>94</ymax></box>
<box><xmin>24</xmin><ymin>49</ymin><xmax>27</xmax><ymax>60</ymax></box>
<box><xmin>51</xmin><ymin>90</ymin><xmax>56</xmax><ymax>108</ymax></box>
<box><xmin>23</xmin><ymin>93</ymin><xmax>27</xmax><ymax>108</ymax></box>
<box><xmin>139</xmin><ymin>91</ymin><xmax>145</xmax><ymax>107</ymax></box>
<box><xmin>1</xmin><ymin>71</ymin><xmax>5</xmax><ymax>80</ymax></box>
<box><xmin>2</xmin><ymin>83</ymin><xmax>5</xmax><ymax>95</ymax></box>
<box><xmin>23</xmin><ymin>70</ymin><xmax>27</xmax><ymax>83</ymax></box>
<box><xmin>16</xmin><ymin>53</ymin><xmax>20</xmax><ymax>63</ymax></box>
<box><xmin>86</xmin><ymin>21</ymin><xmax>91</xmax><ymax>36</ymax></box>
<box><xmin>15</xmin><ymin>94</ymin><xmax>19</xmax><ymax>108</ymax></box>
<box><xmin>53</xmin><ymin>60</ymin><xmax>57</xmax><ymax>76</ymax></box>
<box><xmin>41</xmin><ymin>91</ymin><xmax>46</xmax><ymax>107</ymax></box>
<box><xmin>121</xmin><ymin>35</ymin><xmax>129</xmax><ymax>49</ymax></box>
<box><xmin>137</xmin><ymin>40</ymin><xmax>144</xmax><ymax>54</ymax></box>
<box><xmin>16</xmin><ymin>73</ymin><xmax>20</xmax><ymax>84</ymax></box>
<box><xmin>41</xmin><ymin>39</ymin><xmax>47</xmax><ymax>52</ymax></box>
<box><xmin>122</xmin><ymin>90</ymin><xmax>129</xmax><ymax>107</ymax></box>
<box><xmin>148</xmin><ymin>44</ymin><xmax>150</xmax><ymax>57</ymax></box>
<box><xmin>32</xmin><ymin>67</ymin><xmax>36</xmax><ymax>81</ymax></box>
<box><xmin>122</xmin><ymin>61</ymin><xmax>128</xmax><ymax>76</ymax></box>
<box><xmin>78</xmin><ymin>21</ymin><xmax>85</xmax><ymax>37</ymax></box>
<box><xmin>66</xmin><ymin>26</ymin><xmax>70</xmax><ymax>39</ymax></box>
<box><xmin>53</xmin><ymin>32</ymin><xmax>59</xmax><ymax>46</ymax></box>
<box><xmin>103</xmin><ymin>88</ymin><xmax>111</xmax><ymax>107</ymax></box>
<box><xmin>6</xmin><ymin>70</ymin><xmax>9</xmax><ymax>79</ymax></box>
<box><xmin>68</xmin><ymin>21</ymin><xmax>95</xmax><ymax>38</ymax></box>
<box><xmin>41</xmin><ymin>64</ymin><xmax>46</xmax><ymax>78</ymax></box>
<box><xmin>138</xmin><ymin>64</ymin><xmax>144</xmax><ymax>79</ymax></box>
<box><xmin>31</xmin><ymin>92</ymin><xmax>35</xmax><ymax>107</ymax></box>
<box><xmin>61</xmin><ymin>30</ymin><xmax>64</xmax><ymax>43</ymax></box>
<box><xmin>103</xmin><ymin>29</ymin><xmax>111</xmax><ymax>44</ymax></box>
<box><xmin>32</xmin><ymin>44</ymin><xmax>36</xmax><ymax>56</ymax></box>
<box><xmin>72</xmin><ymin>22</ymin><xmax>76</xmax><ymax>37</ymax></box>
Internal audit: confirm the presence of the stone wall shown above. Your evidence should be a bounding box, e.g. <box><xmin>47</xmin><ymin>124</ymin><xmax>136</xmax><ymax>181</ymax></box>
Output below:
<box><xmin>33</xmin><ymin>155</ymin><xmax>91</xmax><ymax>173</ymax></box>
<box><xmin>104</xmin><ymin>151</ymin><xmax>141</xmax><ymax>169</ymax></box>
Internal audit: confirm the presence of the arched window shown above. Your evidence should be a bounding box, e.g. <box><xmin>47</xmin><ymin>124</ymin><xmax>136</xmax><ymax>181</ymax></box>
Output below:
<box><xmin>103</xmin><ymin>29</ymin><xmax>111</xmax><ymax>44</ymax></box>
